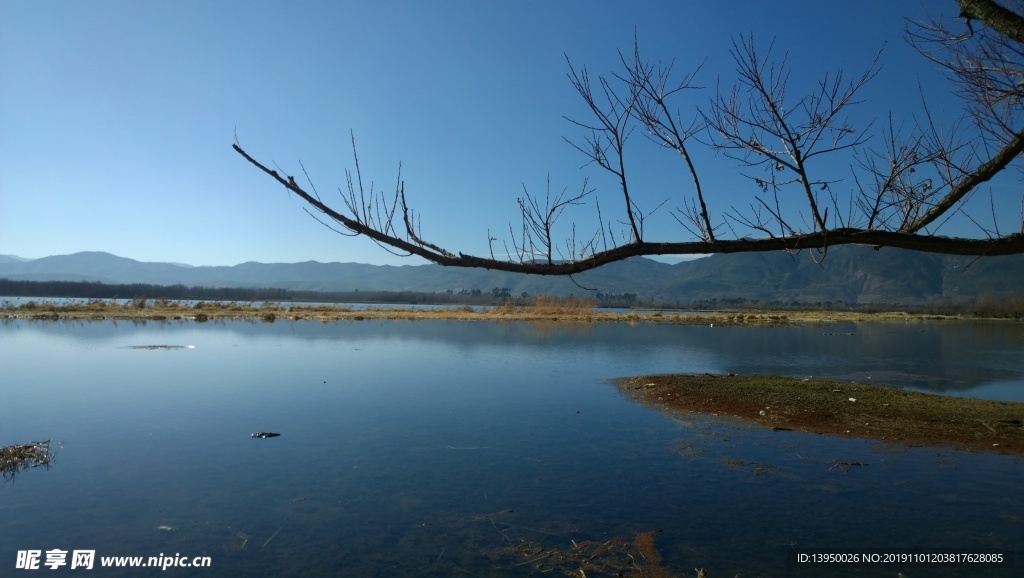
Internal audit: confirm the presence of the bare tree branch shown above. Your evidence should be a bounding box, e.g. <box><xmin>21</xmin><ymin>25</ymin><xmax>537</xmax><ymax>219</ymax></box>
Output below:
<box><xmin>236</xmin><ymin>2</ymin><xmax>1024</xmax><ymax>275</ymax></box>
<box><xmin>618</xmin><ymin>37</ymin><xmax>717</xmax><ymax>242</ymax></box>
<box><xmin>704</xmin><ymin>35</ymin><xmax>879</xmax><ymax>235</ymax></box>
<box><xmin>563</xmin><ymin>56</ymin><xmax>643</xmax><ymax>242</ymax></box>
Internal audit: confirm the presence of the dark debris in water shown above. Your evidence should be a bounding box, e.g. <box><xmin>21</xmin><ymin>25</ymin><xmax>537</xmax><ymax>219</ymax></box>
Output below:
<box><xmin>505</xmin><ymin>530</ymin><xmax>685</xmax><ymax>577</ymax></box>
<box><xmin>721</xmin><ymin>458</ymin><xmax>782</xmax><ymax>477</ymax></box>
<box><xmin>1</xmin><ymin>439</ymin><xmax>56</xmax><ymax>481</ymax></box>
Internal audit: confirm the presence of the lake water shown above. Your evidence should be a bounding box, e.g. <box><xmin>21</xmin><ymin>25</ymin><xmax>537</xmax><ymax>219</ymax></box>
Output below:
<box><xmin>2</xmin><ymin>318</ymin><xmax>1022</xmax><ymax>576</ymax></box>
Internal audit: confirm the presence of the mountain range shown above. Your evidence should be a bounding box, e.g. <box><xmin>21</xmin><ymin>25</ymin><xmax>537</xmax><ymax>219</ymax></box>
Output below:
<box><xmin>1</xmin><ymin>248</ymin><xmax>1021</xmax><ymax>305</ymax></box>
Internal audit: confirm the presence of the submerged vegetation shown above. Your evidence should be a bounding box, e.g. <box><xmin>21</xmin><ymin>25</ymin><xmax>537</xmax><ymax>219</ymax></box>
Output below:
<box><xmin>504</xmin><ymin>530</ymin><xmax>681</xmax><ymax>577</ymax></box>
<box><xmin>1</xmin><ymin>440</ymin><xmax>55</xmax><ymax>481</ymax></box>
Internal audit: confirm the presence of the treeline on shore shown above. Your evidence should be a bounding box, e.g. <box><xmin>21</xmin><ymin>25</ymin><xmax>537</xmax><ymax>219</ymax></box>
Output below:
<box><xmin>2</xmin><ymin>278</ymin><xmax>1022</xmax><ymax>317</ymax></box>
<box><xmin>0</xmin><ymin>278</ymin><xmax>642</xmax><ymax>308</ymax></box>
<box><xmin>687</xmin><ymin>294</ymin><xmax>1024</xmax><ymax>318</ymax></box>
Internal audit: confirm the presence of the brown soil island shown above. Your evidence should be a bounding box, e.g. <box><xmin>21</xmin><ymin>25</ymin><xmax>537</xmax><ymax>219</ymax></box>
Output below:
<box><xmin>618</xmin><ymin>374</ymin><xmax>1024</xmax><ymax>456</ymax></box>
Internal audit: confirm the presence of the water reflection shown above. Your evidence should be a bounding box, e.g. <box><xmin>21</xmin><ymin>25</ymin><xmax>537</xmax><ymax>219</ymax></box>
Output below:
<box><xmin>5</xmin><ymin>317</ymin><xmax>1019</xmax><ymax>396</ymax></box>
<box><xmin>1</xmin><ymin>319</ymin><xmax>1021</xmax><ymax>577</ymax></box>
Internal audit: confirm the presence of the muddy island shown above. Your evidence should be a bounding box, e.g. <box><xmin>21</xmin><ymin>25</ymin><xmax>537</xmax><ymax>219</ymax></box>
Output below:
<box><xmin>619</xmin><ymin>374</ymin><xmax>1024</xmax><ymax>456</ymax></box>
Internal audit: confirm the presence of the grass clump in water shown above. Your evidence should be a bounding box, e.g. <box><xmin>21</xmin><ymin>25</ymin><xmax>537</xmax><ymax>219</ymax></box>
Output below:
<box><xmin>1</xmin><ymin>440</ymin><xmax>55</xmax><ymax>481</ymax></box>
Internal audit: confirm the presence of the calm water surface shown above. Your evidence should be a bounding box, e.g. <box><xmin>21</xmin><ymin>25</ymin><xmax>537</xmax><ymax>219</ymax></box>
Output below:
<box><xmin>2</xmin><ymin>318</ymin><xmax>1022</xmax><ymax>577</ymax></box>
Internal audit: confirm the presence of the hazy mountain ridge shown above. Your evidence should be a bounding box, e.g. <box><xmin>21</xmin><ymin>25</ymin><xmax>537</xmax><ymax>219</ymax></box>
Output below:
<box><xmin>0</xmin><ymin>249</ymin><xmax>1021</xmax><ymax>304</ymax></box>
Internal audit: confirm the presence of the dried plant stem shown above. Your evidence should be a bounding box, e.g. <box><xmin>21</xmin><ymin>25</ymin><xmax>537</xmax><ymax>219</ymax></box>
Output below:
<box><xmin>261</xmin><ymin>526</ymin><xmax>283</xmax><ymax>550</ymax></box>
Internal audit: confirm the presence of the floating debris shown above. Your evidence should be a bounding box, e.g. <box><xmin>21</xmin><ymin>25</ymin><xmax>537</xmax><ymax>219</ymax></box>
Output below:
<box><xmin>505</xmin><ymin>530</ymin><xmax>676</xmax><ymax>577</ymax></box>
<box><xmin>250</xmin><ymin>432</ymin><xmax>280</xmax><ymax>439</ymax></box>
<box><xmin>1</xmin><ymin>439</ymin><xmax>56</xmax><ymax>481</ymax></box>
<box><xmin>261</xmin><ymin>526</ymin><xmax>283</xmax><ymax>550</ymax></box>
<box><xmin>722</xmin><ymin>458</ymin><xmax>782</xmax><ymax>477</ymax></box>
<box><xmin>830</xmin><ymin>460</ymin><xmax>869</xmax><ymax>473</ymax></box>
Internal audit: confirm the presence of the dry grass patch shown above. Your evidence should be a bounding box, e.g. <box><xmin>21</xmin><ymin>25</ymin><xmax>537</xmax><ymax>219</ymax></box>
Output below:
<box><xmin>528</xmin><ymin>294</ymin><xmax>596</xmax><ymax>316</ymax></box>
<box><xmin>2</xmin><ymin>300</ymin><xmax>1002</xmax><ymax>326</ymax></box>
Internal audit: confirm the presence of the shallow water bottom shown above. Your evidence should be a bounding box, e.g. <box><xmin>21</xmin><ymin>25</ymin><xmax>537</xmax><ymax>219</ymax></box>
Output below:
<box><xmin>2</xmin><ymin>319</ymin><xmax>1022</xmax><ymax>576</ymax></box>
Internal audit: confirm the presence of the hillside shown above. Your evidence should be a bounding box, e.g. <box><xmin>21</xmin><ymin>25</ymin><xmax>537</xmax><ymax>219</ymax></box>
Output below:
<box><xmin>1</xmin><ymin>248</ymin><xmax>1021</xmax><ymax>305</ymax></box>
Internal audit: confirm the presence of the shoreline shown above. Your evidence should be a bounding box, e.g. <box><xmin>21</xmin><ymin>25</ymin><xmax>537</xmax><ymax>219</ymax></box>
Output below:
<box><xmin>1</xmin><ymin>301</ymin><xmax>1007</xmax><ymax>326</ymax></box>
<box><xmin>6</xmin><ymin>302</ymin><xmax>1022</xmax><ymax>455</ymax></box>
<box><xmin>618</xmin><ymin>374</ymin><xmax>1024</xmax><ymax>456</ymax></box>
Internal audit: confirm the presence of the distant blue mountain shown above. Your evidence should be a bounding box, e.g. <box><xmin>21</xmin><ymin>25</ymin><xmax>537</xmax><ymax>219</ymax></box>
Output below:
<box><xmin>0</xmin><ymin>248</ymin><xmax>1021</xmax><ymax>304</ymax></box>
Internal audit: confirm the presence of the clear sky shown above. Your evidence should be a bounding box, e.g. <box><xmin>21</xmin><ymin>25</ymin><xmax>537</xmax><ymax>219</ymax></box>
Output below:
<box><xmin>1</xmin><ymin>0</ymin><xmax>1016</xmax><ymax>266</ymax></box>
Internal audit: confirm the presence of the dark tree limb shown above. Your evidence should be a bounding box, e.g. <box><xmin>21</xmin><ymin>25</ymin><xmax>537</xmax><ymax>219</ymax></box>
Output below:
<box><xmin>234</xmin><ymin>140</ymin><xmax>1024</xmax><ymax>272</ymax></box>
<box><xmin>236</xmin><ymin>2</ymin><xmax>1024</xmax><ymax>274</ymax></box>
<box><xmin>958</xmin><ymin>0</ymin><xmax>1024</xmax><ymax>43</ymax></box>
<box><xmin>905</xmin><ymin>128</ymin><xmax>1024</xmax><ymax>232</ymax></box>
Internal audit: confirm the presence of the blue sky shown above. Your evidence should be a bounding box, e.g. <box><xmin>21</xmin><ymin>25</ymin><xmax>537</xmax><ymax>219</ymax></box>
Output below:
<box><xmin>2</xmin><ymin>0</ymin><xmax>1016</xmax><ymax>266</ymax></box>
